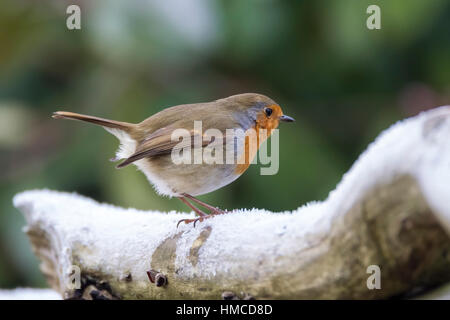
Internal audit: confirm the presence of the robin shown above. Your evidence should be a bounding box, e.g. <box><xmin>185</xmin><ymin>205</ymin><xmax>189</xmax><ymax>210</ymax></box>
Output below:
<box><xmin>52</xmin><ymin>93</ymin><xmax>294</xmax><ymax>226</ymax></box>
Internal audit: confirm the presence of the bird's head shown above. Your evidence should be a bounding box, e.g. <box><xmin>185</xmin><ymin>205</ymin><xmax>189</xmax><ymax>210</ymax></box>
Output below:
<box><xmin>224</xmin><ymin>93</ymin><xmax>295</xmax><ymax>133</ymax></box>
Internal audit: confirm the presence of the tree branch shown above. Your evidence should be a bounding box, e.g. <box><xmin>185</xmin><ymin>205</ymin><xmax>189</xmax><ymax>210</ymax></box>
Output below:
<box><xmin>13</xmin><ymin>106</ymin><xmax>450</xmax><ymax>299</ymax></box>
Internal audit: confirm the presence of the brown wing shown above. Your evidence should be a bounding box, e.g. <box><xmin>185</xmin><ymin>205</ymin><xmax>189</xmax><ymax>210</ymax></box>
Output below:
<box><xmin>116</xmin><ymin>127</ymin><xmax>215</xmax><ymax>168</ymax></box>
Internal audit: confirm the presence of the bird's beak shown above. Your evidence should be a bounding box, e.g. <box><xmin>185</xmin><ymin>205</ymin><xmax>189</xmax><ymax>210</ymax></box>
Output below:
<box><xmin>279</xmin><ymin>115</ymin><xmax>295</xmax><ymax>122</ymax></box>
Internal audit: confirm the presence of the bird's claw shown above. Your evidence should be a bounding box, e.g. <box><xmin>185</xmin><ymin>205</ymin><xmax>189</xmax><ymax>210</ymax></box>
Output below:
<box><xmin>177</xmin><ymin>216</ymin><xmax>210</xmax><ymax>228</ymax></box>
<box><xmin>176</xmin><ymin>206</ymin><xmax>227</xmax><ymax>228</ymax></box>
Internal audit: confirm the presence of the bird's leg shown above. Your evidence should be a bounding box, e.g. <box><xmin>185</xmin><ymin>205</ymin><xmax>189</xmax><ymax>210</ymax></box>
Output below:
<box><xmin>181</xmin><ymin>193</ymin><xmax>225</xmax><ymax>215</ymax></box>
<box><xmin>178</xmin><ymin>197</ymin><xmax>207</xmax><ymax>217</ymax></box>
<box><xmin>177</xmin><ymin>194</ymin><xmax>227</xmax><ymax>227</ymax></box>
<box><xmin>177</xmin><ymin>197</ymin><xmax>208</xmax><ymax>227</ymax></box>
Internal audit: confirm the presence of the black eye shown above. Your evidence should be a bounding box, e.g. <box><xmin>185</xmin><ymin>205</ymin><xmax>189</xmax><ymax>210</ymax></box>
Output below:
<box><xmin>264</xmin><ymin>108</ymin><xmax>273</xmax><ymax>117</ymax></box>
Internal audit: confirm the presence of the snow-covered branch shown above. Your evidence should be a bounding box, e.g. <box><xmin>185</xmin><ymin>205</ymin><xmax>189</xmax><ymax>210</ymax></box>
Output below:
<box><xmin>13</xmin><ymin>106</ymin><xmax>450</xmax><ymax>299</ymax></box>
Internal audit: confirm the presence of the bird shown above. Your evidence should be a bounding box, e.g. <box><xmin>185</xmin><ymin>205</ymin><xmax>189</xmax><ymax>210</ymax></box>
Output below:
<box><xmin>52</xmin><ymin>93</ymin><xmax>295</xmax><ymax>226</ymax></box>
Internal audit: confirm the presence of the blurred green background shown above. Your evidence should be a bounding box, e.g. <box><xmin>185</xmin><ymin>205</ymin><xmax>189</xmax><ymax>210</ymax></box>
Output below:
<box><xmin>0</xmin><ymin>0</ymin><xmax>449</xmax><ymax>288</ymax></box>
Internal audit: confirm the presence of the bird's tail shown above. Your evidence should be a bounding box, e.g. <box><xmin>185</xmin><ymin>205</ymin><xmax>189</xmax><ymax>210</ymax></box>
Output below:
<box><xmin>53</xmin><ymin>110</ymin><xmax>139</xmax><ymax>162</ymax></box>
<box><xmin>52</xmin><ymin>111</ymin><xmax>134</xmax><ymax>132</ymax></box>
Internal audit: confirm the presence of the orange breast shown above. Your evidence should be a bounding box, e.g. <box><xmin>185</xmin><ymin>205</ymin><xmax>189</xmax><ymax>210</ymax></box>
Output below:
<box><xmin>234</xmin><ymin>123</ymin><xmax>273</xmax><ymax>175</ymax></box>
<box><xmin>234</xmin><ymin>104</ymin><xmax>281</xmax><ymax>175</ymax></box>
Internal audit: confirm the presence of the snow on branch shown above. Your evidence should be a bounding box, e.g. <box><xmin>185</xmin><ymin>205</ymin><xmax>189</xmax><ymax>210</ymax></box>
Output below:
<box><xmin>0</xmin><ymin>288</ymin><xmax>61</xmax><ymax>300</ymax></box>
<box><xmin>13</xmin><ymin>106</ymin><xmax>450</xmax><ymax>299</ymax></box>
